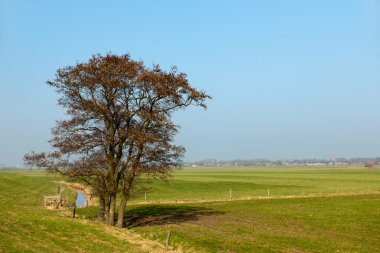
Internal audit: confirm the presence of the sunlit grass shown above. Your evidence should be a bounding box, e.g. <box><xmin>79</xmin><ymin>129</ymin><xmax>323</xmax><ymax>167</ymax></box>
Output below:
<box><xmin>129</xmin><ymin>166</ymin><xmax>380</xmax><ymax>202</ymax></box>
<box><xmin>0</xmin><ymin>171</ymin><xmax>144</xmax><ymax>252</ymax></box>
<box><xmin>2</xmin><ymin>166</ymin><xmax>380</xmax><ymax>252</ymax></box>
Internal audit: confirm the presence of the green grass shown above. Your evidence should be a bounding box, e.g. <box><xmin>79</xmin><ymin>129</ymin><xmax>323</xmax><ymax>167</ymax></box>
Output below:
<box><xmin>81</xmin><ymin>166</ymin><xmax>380</xmax><ymax>252</ymax></box>
<box><xmin>2</xmin><ymin>166</ymin><xmax>380</xmax><ymax>252</ymax></box>
<box><xmin>0</xmin><ymin>170</ymin><xmax>144</xmax><ymax>253</ymax></box>
<box><xmin>129</xmin><ymin>166</ymin><xmax>380</xmax><ymax>202</ymax></box>
<box><xmin>127</xmin><ymin>195</ymin><xmax>380</xmax><ymax>252</ymax></box>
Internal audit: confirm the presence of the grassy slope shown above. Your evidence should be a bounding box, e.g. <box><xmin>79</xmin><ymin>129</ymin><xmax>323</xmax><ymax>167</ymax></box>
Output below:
<box><xmin>0</xmin><ymin>171</ymin><xmax>144</xmax><ymax>253</ymax></box>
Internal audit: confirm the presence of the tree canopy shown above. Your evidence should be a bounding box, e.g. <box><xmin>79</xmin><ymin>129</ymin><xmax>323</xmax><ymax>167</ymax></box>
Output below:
<box><xmin>24</xmin><ymin>53</ymin><xmax>210</xmax><ymax>227</ymax></box>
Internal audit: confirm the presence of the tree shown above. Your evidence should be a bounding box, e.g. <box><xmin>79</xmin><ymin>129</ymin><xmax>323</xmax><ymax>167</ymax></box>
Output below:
<box><xmin>24</xmin><ymin>53</ymin><xmax>210</xmax><ymax>227</ymax></box>
<box><xmin>365</xmin><ymin>161</ymin><xmax>377</xmax><ymax>170</ymax></box>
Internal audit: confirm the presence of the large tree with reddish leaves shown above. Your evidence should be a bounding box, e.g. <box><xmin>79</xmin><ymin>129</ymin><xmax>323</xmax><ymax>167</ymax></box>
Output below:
<box><xmin>24</xmin><ymin>53</ymin><xmax>210</xmax><ymax>227</ymax></box>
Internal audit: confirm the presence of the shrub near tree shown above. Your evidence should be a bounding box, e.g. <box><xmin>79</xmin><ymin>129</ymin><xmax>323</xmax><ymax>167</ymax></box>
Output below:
<box><xmin>24</xmin><ymin>53</ymin><xmax>210</xmax><ymax>227</ymax></box>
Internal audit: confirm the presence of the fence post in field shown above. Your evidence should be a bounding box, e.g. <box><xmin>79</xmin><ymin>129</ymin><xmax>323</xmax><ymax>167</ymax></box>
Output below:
<box><xmin>166</xmin><ymin>228</ymin><xmax>172</xmax><ymax>250</ymax></box>
<box><xmin>267</xmin><ymin>188</ymin><xmax>270</xmax><ymax>197</ymax></box>
<box><xmin>230</xmin><ymin>188</ymin><xmax>232</xmax><ymax>199</ymax></box>
<box><xmin>55</xmin><ymin>198</ymin><xmax>62</xmax><ymax>209</ymax></box>
<box><xmin>73</xmin><ymin>204</ymin><xmax>76</xmax><ymax>218</ymax></box>
<box><xmin>57</xmin><ymin>185</ymin><xmax>60</xmax><ymax>194</ymax></box>
<box><xmin>145</xmin><ymin>191</ymin><xmax>147</xmax><ymax>201</ymax></box>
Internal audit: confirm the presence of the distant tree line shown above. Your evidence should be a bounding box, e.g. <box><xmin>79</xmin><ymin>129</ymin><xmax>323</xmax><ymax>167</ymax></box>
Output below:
<box><xmin>187</xmin><ymin>157</ymin><xmax>380</xmax><ymax>167</ymax></box>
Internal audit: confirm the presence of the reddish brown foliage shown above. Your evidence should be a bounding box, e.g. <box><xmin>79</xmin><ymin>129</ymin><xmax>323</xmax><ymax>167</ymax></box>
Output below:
<box><xmin>24</xmin><ymin>53</ymin><xmax>210</xmax><ymax>226</ymax></box>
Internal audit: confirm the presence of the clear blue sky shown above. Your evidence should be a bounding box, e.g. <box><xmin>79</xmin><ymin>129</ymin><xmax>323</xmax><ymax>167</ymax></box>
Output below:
<box><xmin>1</xmin><ymin>0</ymin><xmax>379</xmax><ymax>166</ymax></box>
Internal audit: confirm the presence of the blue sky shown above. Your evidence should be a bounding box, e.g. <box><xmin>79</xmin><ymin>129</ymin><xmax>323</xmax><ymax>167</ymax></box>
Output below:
<box><xmin>1</xmin><ymin>0</ymin><xmax>379</xmax><ymax>165</ymax></box>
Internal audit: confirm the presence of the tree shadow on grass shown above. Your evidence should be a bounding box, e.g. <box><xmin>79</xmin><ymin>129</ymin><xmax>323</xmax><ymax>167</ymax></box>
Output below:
<box><xmin>124</xmin><ymin>205</ymin><xmax>224</xmax><ymax>228</ymax></box>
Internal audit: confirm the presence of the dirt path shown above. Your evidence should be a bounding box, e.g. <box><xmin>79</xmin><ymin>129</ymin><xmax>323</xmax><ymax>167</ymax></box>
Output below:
<box><xmin>73</xmin><ymin>218</ymin><xmax>183</xmax><ymax>253</ymax></box>
<box><xmin>56</xmin><ymin>180</ymin><xmax>92</xmax><ymax>195</ymax></box>
<box><xmin>102</xmin><ymin>225</ymin><xmax>183</xmax><ymax>253</ymax></box>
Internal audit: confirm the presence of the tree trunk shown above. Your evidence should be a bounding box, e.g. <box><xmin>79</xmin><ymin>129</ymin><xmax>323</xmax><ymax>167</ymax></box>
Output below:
<box><xmin>104</xmin><ymin>194</ymin><xmax>110</xmax><ymax>224</ymax></box>
<box><xmin>116</xmin><ymin>176</ymin><xmax>134</xmax><ymax>228</ymax></box>
<box><xmin>107</xmin><ymin>193</ymin><xmax>116</xmax><ymax>226</ymax></box>
<box><xmin>116</xmin><ymin>194</ymin><xmax>128</xmax><ymax>227</ymax></box>
<box><xmin>97</xmin><ymin>196</ymin><xmax>106</xmax><ymax>222</ymax></box>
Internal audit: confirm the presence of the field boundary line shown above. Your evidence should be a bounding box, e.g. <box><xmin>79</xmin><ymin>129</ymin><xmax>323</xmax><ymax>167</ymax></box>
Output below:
<box><xmin>127</xmin><ymin>191</ymin><xmax>380</xmax><ymax>205</ymax></box>
<box><xmin>55</xmin><ymin>179</ymin><xmax>380</xmax><ymax>205</ymax></box>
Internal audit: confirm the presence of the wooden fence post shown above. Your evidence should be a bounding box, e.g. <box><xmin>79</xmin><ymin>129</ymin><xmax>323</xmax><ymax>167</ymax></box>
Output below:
<box><xmin>166</xmin><ymin>228</ymin><xmax>172</xmax><ymax>250</ymax></box>
<box><xmin>73</xmin><ymin>204</ymin><xmax>76</xmax><ymax>218</ymax></box>
<box><xmin>55</xmin><ymin>199</ymin><xmax>62</xmax><ymax>209</ymax></box>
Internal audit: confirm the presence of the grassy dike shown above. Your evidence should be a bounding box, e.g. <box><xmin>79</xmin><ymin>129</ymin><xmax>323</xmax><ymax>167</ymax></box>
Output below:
<box><xmin>0</xmin><ymin>170</ymin><xmax>145</xmax><ymax>253</ymax></box>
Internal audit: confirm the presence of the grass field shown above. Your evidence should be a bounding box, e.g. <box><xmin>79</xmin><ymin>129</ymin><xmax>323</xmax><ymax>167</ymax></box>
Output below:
<box><xmin>0</xmin><ymin>170</ymin><xmax>146</xmax><ymax>252</ymax></box>
<box><xmin>129</xmin><ymin>166</ymin><xmax>380</xmax><ymax>202</ymax></box>
<box><xmin>1</xmin><ymin>166</ymin><xmax>380</xmax><ymax>252</ymax></box>
<box><xmin>128</xmin><ymin>194</ymin><xmax>380</xmax><ymax>252</ymax></box>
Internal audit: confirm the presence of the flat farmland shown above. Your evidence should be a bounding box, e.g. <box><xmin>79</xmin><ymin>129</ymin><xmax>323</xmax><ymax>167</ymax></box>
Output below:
<box><xmin>128</xmin><ymin>166</ymin><xmax>380</xmax><ymax>202</ymax></box>
<box><xmin>128</xmin><ymin>194</ymin><xmax>380</xmax><ymax>252</ymax></box>
<box><xmin>2</xmin><ymin>166</ymin><xmax>380</xmax><ymax>252</ymax></box>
